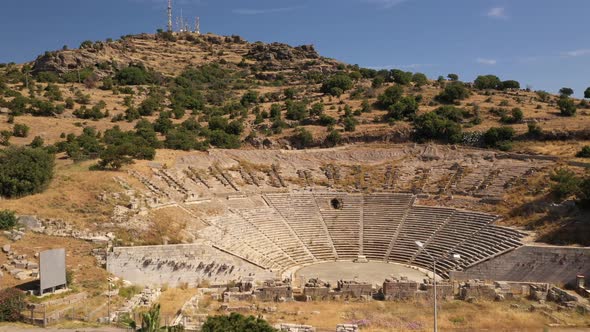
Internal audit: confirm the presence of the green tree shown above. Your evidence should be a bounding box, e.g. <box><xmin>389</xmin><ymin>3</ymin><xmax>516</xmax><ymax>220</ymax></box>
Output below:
<box><xmin>559</xmin><ymin>87</ymin><xmax>574</xmax><ymax>97</ymax></box>
<box><xmin>0</xmin><ymin>288</ymin><xmax>25</xmax><ymax>322</ymax></box>
<box><xmin>413</xmin><ymin>111</ymin><xmax>463</xmax><ymax>144</ymax></box>
<box><xmin>377</xmin><ymin>85</ymin><xmax>404</xmax><ymax>109</ymax></box>
<box><xmin>435</xmin><ymin>82</ymin><xmax>470</xmax><ymax>103</ymax></box>
<box><xmin>584</xmin><ymin>87</ymin><xmax>590</xmax><ymax>99</ymax></box>
<box><xmin>0</xmin><ymin>147</ymin><xmax>54</xmax><ymax>198</ymax></box>
<box><xmin>501</xmin><ymin>80</ymin><xmax>520</xmax><ymax>90</ymax></box>
<box><xmin>285</xmin><ymin>100</ymin><xmax>309</xmax><ymax>121</ymax></box>
<box><xmin>202</xmin><ymin>313</ymin><xmax>277</xmax><ymax>332</ymax></box>
<box><xmin>447</xmin><ymin>73</ymin><xmax>459</xmax><ymax>81</ymax></box>
<box><xmin>292</xmin><ymin>128</ymin><xmax>314</xmax><ymax>148</ymax></box>
<box><xmin>116</xmin><ymin>64</ymin><xmax>154</xmax><ymax>85</ymax></box>
<box><xmin>482</xmin><ymin>126</ymin><xmax>515</xmax><ymax>149</ymax></box>
<box><xmin>558</xmin><ymin>96</ymin><xmax>577</xmax><ymax>116</ymax></box>
<box><xmin>320</xmin><ymin>74</ymin><xmax>353</xmax><ymax>96</ymax></box>
<box><xmin>0</xmin><ymin>210</ymin><xmax>17</xmax><ymax>230</ymax></box>
<box><xmin>411</xmin><ymin>73</ymin><xmax>428</xmax><ymax>88</ymax></box>
<box><xmin>474</xmin><ymin>75</ymin><xmax>502</xmax><ymax>90</ymax></box>
<box><xmin>29</xmin><ymin>136</ymin><xmax>44</xmax><ymax>148</ymax></box>
<box><xmin>324</xmin><ymin>130</ymin><xmax>341</xmax><ymax>147</ymax></box>
<box><xmin>385</xmin><ymin>96</ymin><xmax>419</xmax><ymax>121</ymax></box>
<box><xmin>240</xmin><ymin>90</ymin><xmax>259</xmax><ymax>107</ymax></box>
<box><xmin>343</xmin><ymin>116</ymin><xmax>358</xmax><ymax>132</ymax></box>
<box><xmin>390</xmin><ymin>69</ymin><xmax>413</xmax><ymax>85</ymax></box>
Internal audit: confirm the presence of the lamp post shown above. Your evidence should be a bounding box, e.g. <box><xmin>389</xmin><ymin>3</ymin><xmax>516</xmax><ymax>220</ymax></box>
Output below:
<box><xmin>415</xmin><ymin>241</ymin><xmax>460</xmax><ymax>332</ymax></box>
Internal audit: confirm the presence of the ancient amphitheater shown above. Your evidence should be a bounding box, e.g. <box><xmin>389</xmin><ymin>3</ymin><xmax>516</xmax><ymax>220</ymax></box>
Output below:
<box><xmin>107</xmin><ymin>145</ymin><xmax>590</xmax><ymax>289</ymax></box>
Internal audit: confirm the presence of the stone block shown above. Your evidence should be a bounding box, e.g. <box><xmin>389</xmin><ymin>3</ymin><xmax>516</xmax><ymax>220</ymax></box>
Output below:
<box><xmin>2</xmin><ymin>244</ymin><xmax>10</xmax><ymax>253</ymax></box>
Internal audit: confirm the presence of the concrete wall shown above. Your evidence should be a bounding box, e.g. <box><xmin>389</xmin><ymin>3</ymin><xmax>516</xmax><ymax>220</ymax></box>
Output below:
<box><xmin>451</xmin><ymin>245</ymin><xmax>590</xmax><ymax>286</ymax></box>
<box><xmin>107</xmin><ymin>242</ymin><xmax>275</xmax><ymax>287</ymax></box>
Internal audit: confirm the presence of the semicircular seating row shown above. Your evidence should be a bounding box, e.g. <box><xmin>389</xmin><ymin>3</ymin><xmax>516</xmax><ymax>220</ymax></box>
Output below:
<box><xmin>198</xmin><ymin>192</ymin><xmax>523</xmax><ymax>278</ymax></box>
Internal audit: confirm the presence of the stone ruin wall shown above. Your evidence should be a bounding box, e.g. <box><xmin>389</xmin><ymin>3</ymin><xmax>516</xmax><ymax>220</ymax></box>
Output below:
<box><xmin>451</xmin><ymin>245</ymin><xmax>590</xmax><ymax>286</ymax></box>
<box><xmin>107</xmin><ymin>242</ymin><xmax>275</xmax><ymax>287</ymax></box>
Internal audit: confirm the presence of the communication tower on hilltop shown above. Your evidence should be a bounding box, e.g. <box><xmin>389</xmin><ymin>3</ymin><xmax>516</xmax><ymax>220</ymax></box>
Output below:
<box><xmin>167</xmin><ymin>0</ymin><xmax>173</xmax><ymax>32</ymax></box>
<box><xmin>195</xmin><ymin>17</ymin><xmax>201</xmax><ymax>35</ymax></box>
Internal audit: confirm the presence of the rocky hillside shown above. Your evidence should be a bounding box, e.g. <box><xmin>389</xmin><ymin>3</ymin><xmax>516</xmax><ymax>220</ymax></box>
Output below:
<box><xmin>0</xmin><ymin>31</ymin><xmax>589</xmax><ymax>246</ymax></box>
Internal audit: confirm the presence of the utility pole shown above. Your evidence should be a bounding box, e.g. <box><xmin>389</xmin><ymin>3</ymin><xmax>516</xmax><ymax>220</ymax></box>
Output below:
<box><xmin>167</xmin><ymin>0</ymin><xmax>173</xmax><ymax>32</ymax></box>
<box><xmin>415</xmin><ymin>241</ymin><xmax>461</xmax><ymax>332</ymax></box>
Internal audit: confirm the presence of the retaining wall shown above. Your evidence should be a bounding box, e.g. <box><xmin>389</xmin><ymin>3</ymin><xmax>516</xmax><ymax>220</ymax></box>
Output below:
<box><xmin>107</xmin><ymin>242</ymin><xmax>275</xmax><ymax>287</ymax></box>
<box><xmin>451</xmin><ymin>245</ymin><xmax>590</xmax><ymax>286</ymax></box>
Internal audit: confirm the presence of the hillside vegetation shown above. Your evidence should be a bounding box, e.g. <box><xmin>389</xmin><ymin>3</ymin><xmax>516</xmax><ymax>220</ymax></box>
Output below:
<box><xmin>0</xmin><ymin>31</ymin><xmax>589</xmax><ymax>245</ymax></box>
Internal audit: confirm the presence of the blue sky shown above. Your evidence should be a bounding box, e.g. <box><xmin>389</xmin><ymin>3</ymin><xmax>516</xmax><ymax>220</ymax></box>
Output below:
<box><xmin>1</xmin><ymin>0</ymin><xmax>589</xmax><ymax>96</ymax></box>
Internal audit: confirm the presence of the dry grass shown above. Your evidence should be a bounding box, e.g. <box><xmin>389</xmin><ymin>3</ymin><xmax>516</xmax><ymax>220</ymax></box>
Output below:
<box><xmin>157</xmin><ymin>288</ymin><xmax>199</xmax><ymax>319</ymax></box>
<box><xmin>205</xmin><ymin>298</ymin><xmax>590</xmax><ymax>331</ymax></box>
<box><xmin>0</xmin><ymin>159</ymin><xmax>121</xmax><ymax>229</ymax></box>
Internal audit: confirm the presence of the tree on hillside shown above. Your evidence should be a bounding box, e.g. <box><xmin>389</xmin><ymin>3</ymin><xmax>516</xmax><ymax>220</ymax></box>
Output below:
<box><xmin>501</xmin><ymin>80</ymin><xmax>520</xmax><ymax>90</ymax></box>
<box><xmin>412</xmin><ymin>73</ymin><xmax>428</xmax><ymax>88</ymax></box>
<box><xmin>482</xmin><ymin>126</ymin><xmax>515</xmax><ymax>150</ymax></box>
<box><xmin>559</xmin><ymin>87</ymin><xmax>574</xmax><ymax>97</ymax></box>
<box><xmin>320</xmin><ymin>73</ymin><xmax>353</xmax><ymax>97</ymax></box>
<box><xmin>558</xmin><ymin>96</ymin><xmax>577</xmax><ymax>116</ymax></box>
<box><xmin>0</xmin><ymin>147</ymin><xmax>54</xmax><ymax>198</ymax></box>
<box><xmin>447</xmin><ymin>73</ymin><xmax>459</xmax><ymax>81</ymax></box>
<box><xmin>435</xmin><ymin>82</ymin><xmax>470</xmax><ymax>104</ymax></box>
<box><xmin>377</xmin><ymin>85</ymin><xmax>404</xmax><ymax>109</ymax></box>
<box><xmin>474</xmin><ymin>75</ymin><xmax>502</xmax><ymax>90</ymax></box>
<box><xmin>584</xmin><ymin>87</ymin><xmax>590</xmax><ymax>99</ymax></box>
<box><xmin>413</xmin><ymin>111</ymin><xmax>463</xmax><ymax>144</ymax></box>
<box><xmin>202</xmin><ymin>313</ymin><xmax>277</xmax><ymax>332</ymax></box>
<box><xmin>390</xmin><ymin>69</ymin><xmax>413</xmax><ymax>85</ymax></box>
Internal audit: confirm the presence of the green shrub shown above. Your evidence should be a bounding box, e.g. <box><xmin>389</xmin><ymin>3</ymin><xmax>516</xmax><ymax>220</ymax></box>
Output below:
<box><xmin>285</xmin><ymin>100</ymin><xmax>308</xmax><ymax>121</ymax></box>
<box><xmin>118</xmin><ymin>285</ymin><xmax>142</xmax><ymax>300</ymax></box>
<box><xmin>377</xmin><ymin>85</ymin><xmax>404</xmax><ymax>110</ymax></box>
<box><xmin>483</xmin><ymin>126</ymin><xmax>515</xmax><ymax>149</ymax></box>
<box><xmin>292</xmin><ymin>128</ymin><xmax>314</xmax><ymax>149</ymax></box>
<box><xmin>115</xmin><ymin>64</ymin><xmax>154</xmax><ymax>85</ymax></box>
<box><xmin>576</xmin><ymin>146</ymin><xmax>590</xmax><ymax>158</ymax></box>
<box><xmin>343</xmin><ymin>116</ymin><xmax>358</xmax><ymax>132</ymax></box>
<box><xmin>550</xmin><ymin>169</ymin><xmax>581</xmax><ymax>200</ymax></box>
<box><xmin>527</xmin><ymin>122</ymin><xmax>543</xmax><ymax>138</ymax></box>
<box><xmin>413</xmin><ymin>111</ymin><xmax>463</xmax><ymax>144</ymax></box>
<box><xmin>385</xmin><ymin>96</ymin><xmax>419</xmax><ymax>121</ymax></box>
<box><xmin>0</xmin><ymin>288</ymin><xmax>25</xmax><ymax>322</ymax></box>
<box><xmin>0</xmin><ymin>210</ymin><xmax>17</xmax><ymax>230</ymax></box>
<box><xmin>202</xmin><ymin>313</ymin><xmax>277</xmax><ymax>332</ymax></box>
<box><xmin>435</xmin><ymin>82</ymin><xmax>470</xmax><ymax>103</ymax></box>
<box><xmin>320</xmin><ymin>73</ymin><xmax>353</xmax><ymax>96</ymax></box>
<box><xmin>324</xmin><ymin>130</ymin><xmax>341</xmax><ymax>147</ymax></box>
<box><xmin>12</xmin><ymin>124</ymin><xmax>30</xmax><ymax>138</ymax></box>
<box><xmin>558</xmin><ymin>96</ymin><xmax>577</xmax><ymax>116</ymax></box>
<box><xmin>0</xmin><ymin>147</ymin><xmax>54</xmax><ymax>198</ymax></box>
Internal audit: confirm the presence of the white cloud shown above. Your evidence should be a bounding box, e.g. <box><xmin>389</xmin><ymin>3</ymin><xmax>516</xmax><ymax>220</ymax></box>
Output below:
<box><xmin>487</xmin><ymin>7</ymin><xmax>508</xmax><ymax>19</ymax></box>
<box><xmin>365</xmin><ymin>0</ymin><xmax>411</xmax><ymax>9</ymax></box>
<box><xmin>233</xmin><ymin>6</ymin><xmax>303</xmax><ymax>15</ymax></box>
<box><xmin>476</xmin><ymin>58</ymin><xmax>497</xmax><ymax>65</ymax></box>
<box><xmin>563</xmin><ymin>49</ymin><xmax>590</xmax><ymax>57</ymax></box>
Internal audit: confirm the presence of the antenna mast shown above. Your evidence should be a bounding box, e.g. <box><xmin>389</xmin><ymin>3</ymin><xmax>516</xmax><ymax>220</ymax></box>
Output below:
<box><xmin>167</xmin><ymin>0</ymin><xmax>173</xmax><ymax>32</ymax></box>
<box><xmin>195</xmin><ymin>17</ymin><xmax>200</xmax><ymax>35</ymax></box>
